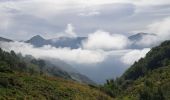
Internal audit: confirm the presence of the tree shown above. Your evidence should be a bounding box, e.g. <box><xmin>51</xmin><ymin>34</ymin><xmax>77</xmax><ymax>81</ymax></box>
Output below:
<box><xmin>18</xmin><ymin>62</ymin><xmax>27</xmax><ymax>72</ymax></box>
<box><xmin>38</xmin><ymin>60</ymin><xmax>46</xmax><ymax>75</ymax></box>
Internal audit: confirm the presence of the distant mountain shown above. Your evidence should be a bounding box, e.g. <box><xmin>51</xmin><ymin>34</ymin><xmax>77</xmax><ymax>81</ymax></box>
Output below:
<box><xmin>0</xmin><ymin>36</ymin><xmax>13</xmax><ymax>42</ymax></box>
<box><xmin>128</xmin><ymin>32</ymin><xmax>157</xmax><ymax>48</ymax></box>
<box><xmin>26</xmin><ymin>35</ymin><xmax>49</xmax><ymax>47</ymax></box>
<box><xmin>28</xmin><ymin>33</ymin><xmax>158</xmax><ymax>49</ymax></box>
<box><xmin>50</xmin><ymin>37</ymin><xmax>86</xmax><ymax>49</ymax></box>
<box><xmin>128</xmin><ymin>32</ymin><xmax>156</xmax><ymax>41</ymax></box>
<box><xmin>26</xmin><ymin>35</ymin><xmax>87</xmax><ymax>49</ymax></box>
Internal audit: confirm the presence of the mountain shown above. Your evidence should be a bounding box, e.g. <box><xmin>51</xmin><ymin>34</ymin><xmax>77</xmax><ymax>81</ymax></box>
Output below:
<box><xmin>0</xmin><ymin>48</ymin><xmax>112</xmax><ymax>99</ymax></box>
<box><xmin>128</xmin><ymin>32</ymin><xmax>157</xmax><ymax>49</ymax></box>
<box><xmin>50</xmin><ymin>37</ymin><xmax>86</xmax><ymax>49</ymax></box>
<box><xmin>26</xmin><ymin>35</ymin><xmax>49</xmax><ymax>47</ymax></box>
<box><xmin>103</xmin><ymin>40</ymin><xmax>170</xmax><ymax>100</ymax></box>
<box><xmin>128</xmin><ymin>32</ymin><xmax>156</xmax><ymax>41</ymax></box>
<box><xmin>26</xmin><ymin>35</ymin><xmax>87</xmax><ymax>49</ymax></box>
<box><xmin>0</xmin><ymin>37</ymin><xmax>13</xmax><ymax>42</ymax></box>
<box><xmin>43</xmin><ymin>58</ymin><xmax>95</xmax><ymax>84</ymax></box>
<box><xmin>70</xmin><ymin>72</ymin><xmax>95</xmax><ymax>84</ymax></box>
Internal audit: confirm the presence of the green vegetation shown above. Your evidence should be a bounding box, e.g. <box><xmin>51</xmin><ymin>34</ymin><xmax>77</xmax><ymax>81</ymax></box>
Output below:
<box><xmin>0</xmin><ymin>48</ymin><xmax>112</xmax><ymax>100</ymax></box>
<box><xmin>103</xmin><ymin>40</ymin><xmax>170</xmax><ymax>100</ymax></box>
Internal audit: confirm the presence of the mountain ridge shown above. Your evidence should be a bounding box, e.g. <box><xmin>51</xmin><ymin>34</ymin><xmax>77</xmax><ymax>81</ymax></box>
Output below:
<box><xmin>26</xmin><ymin>35</ymin><xmax>87</xmax><ymax>49</ymax></box>
<box><xmin>103</xmin><ymin>40</ymin><xmax>170</xmax><ymax>100</ymax></box>
<box><xmin>0</xmin><ymin>37</ymin><xmax>13</xmax><ymax>42</ymax></box>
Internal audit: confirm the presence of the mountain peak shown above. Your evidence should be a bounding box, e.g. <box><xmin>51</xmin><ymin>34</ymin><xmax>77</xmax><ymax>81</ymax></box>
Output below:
<box><xmin>128</xmin><ymin>32</ymin><xmax>156</xmax><ymax>41</ymax></box>
<box><xmin>31</xmin><ymin>35</ymin><xmax>45</xmax><ymax>40</ymax></box>
<box><xmin>26</xmin><ymin>35</ymin><xmax>47</xmax><ymax>47</ymax></box>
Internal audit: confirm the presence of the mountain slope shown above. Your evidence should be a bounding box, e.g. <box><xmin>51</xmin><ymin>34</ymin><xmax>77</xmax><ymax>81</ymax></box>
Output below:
<box><xmin>103</xmin><ymin>40</ymin><xmax>170</xmax><ymax>100</ymax></box>
<box><xmin>26</xmin><ymin>35</ymin><xmax>93</xmax><ymax>84</ymax></box>
<box><xmin>0</xmin><ymin>36</ymin><xmax>93</xmax><ymax>84</ymax></box>
<box><xmin>0</xmin><ymin>48</ymin><xmax>112</xmax><ymax>99</ymax></box>
<box><xmin>128</xmin><ymin>32</ymin><xmax>157</xmax><ymax>49</ymax></box>
<box><xmin>128</xmin><ymin>32</ymin><xmax>156</xmax><ymax>41</ymax></box>
<box><xmin>0</xmin><ymin>37</ymin><xmax>13</xmax><ymax>42</ymax></box>
<box><xmin>43</xmin><ymin>58</ymin><xmax>95</xmax><ymax>84</ymax></box>
<box><xmin>0</xmin><ymin>72</ymin><xmax>112</xmax><ymax>100</ymax></box>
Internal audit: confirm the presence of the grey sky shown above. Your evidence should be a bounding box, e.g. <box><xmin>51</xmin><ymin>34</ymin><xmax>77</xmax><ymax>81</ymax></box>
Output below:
<box><xmin>0</xmin><ymin>0</ymin><xmax>170</xmax><ymax>40</ymax></box>
<box><xmin>0</xmin><ymin>0</ymin><xmax>170</xmax><ymax>83</ymax></box>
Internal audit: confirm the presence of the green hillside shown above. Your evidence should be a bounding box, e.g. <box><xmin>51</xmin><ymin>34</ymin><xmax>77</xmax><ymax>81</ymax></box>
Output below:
<box><xmin>0</xmin><ymin>72</ymin><xmax>113</xmax><ymax>100</ymax></box>
<box><xmin>0</xmin><ymin>48</ymin><xmax>112</xmax><ymax>100</ymax></box>
<box><xmin>103</xmin><ymin>40</ymin><xmax>170</xmax><ymax>100</ymax></box>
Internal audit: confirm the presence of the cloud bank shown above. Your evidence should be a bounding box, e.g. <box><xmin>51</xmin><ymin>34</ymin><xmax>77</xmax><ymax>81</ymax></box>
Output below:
<box><xmin>135</xmin><ymin>17</ymin><xmax>170</xmax><ymax>47</ymax></box>
<box><xmin>0</xmin><ymin>0</ymin><xmax>170</xmax><ymax>40</ymax></box>
<box><xmin>0</xmin><ymin>41</ymin><xmax>106</xmax><ymax>64</ymax></box>
<box><xmin>121</xmin><ymin>48</ymin><xmax>151</xmax><ymax>65</ymax></box>
<box><xmin>65</xmin><ymin>24</ymin><xmax>77</xmax><ymax>37</ymax></box>
<box><xmin>82</xmin><ymin>30</ymin><xmax>130</xmax><ymax>50</ymax></box>
<box><xmin>0</xmin><ymin>40</ymin><xmax>151</xmax><ymax>67</ymax></box>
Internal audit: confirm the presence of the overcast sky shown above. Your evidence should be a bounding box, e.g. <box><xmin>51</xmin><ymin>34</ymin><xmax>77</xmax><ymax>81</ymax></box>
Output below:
<box><xmin>0</xmin><ymin>0</ymin><xmax>170</xmax><ymax>83</ymax></box>
<box><xmin>0</xmin><ymin>0</ymin><xmax>170</xmax><ymax>40</ymax></box>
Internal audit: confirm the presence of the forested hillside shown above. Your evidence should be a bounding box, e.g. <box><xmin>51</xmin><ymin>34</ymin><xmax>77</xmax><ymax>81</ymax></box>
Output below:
<box><xmin>103</xmin><ymin>40</ymin><xmax>170</xmax><ymax>100</ymax></box>
<box><xmin>0</xmin><ymin>48</ymin><xmax>112</xmax><ymax>100</ymax></box>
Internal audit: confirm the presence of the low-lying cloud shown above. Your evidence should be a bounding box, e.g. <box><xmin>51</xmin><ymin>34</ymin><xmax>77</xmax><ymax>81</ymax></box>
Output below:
<box><xmin>82</xmin><ymin>30</ymin><xmax>130</xmax><ymax>50</ymax></box>
<box><xmin>65</xmin><ymin>24</ymin><xmax>77</xmax><ymax>37</ymax></box>
<box><xmin>147</xmin><ymin>17</ymin><xmax>170</xmax><ymax>40</ymax></box>
<box><xmin>0</xmin><ymin>41</ymin><xmax>106</xmax><ymax>64</ymax></box>
<box><xmin>135</xmin><ymin>17</ymin><xmax>170</xmax><ymax>47</ymax></box>
<box><xmin>0</xmin><ymin>40</ymin><xmax>150</xmax><ymax>66</ymax></box>
<box><xmin>121</xmin><ymin>48</ymin><xmax>150</xmax><ymax>65</ymax></box>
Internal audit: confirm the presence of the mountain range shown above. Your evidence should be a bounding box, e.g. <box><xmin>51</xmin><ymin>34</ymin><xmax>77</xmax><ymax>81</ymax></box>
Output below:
<box><xmin>0</xmin><ymin>32</ymin><xmax>157</xmax><ymax>85</ymax></box>
<box><xmin>1</xmin><ymin>33</ymin><xmax>170</xmax><ymax>99</ymax></box>
<box><xmin>26</xmin><ymin>33</ymin><xmax>157</xmax><ymax>49</ymax></box>
<box><xmin>26</xmin><ymin>35</ymin><xmax>86</xmax><ymax>49</ymax></box>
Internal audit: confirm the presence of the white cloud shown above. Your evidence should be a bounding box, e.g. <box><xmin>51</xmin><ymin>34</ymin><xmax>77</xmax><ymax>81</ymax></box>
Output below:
<box><xmin>121</xmin><ymin>48</ymin><xmax>150</xmax><ymax>65</ymax></box>
<box><xmin>133</xmin><ymin>0</ymin><xmax>170</xmax><ymax>6</ymax></box>
<box><xmin>147</xmin><ymin>17</ymin><xmax>170</xmax><ymax>40</ymax></box>
<box><xmin>0</xmin><ymin>41</ymin><xmax>105</xmax><ymax>64</ymax></box>
<box><xmin>65</xmin><ymin>24</ymin><xmax>77</xmax><ymax>37</ymax></box>
<box><xmin>134</xmin><ymin>17</ymin><xmax>170</xmax><ymax>47</ymax></box>
<box><xmin>82</xmin><ymin>30</ymin><xmax>130</xmax><ymax>50</ymax></box>
<box><xmin>79</xmin><ymin>11</ymin><xmax>100</xmax><ymax>17</ymax></box>
<box><xmin>136</xmin><ymin>34</ymin><xmax>158</xmax><ymax>47</ymax></box>
<box><xmin>1</xmin><ymin>0</ymin><xmax>169</xmax><ymax>19</ymax></box>
<box><xmin>0</xmin><ymin>8</ymin><xmax>13</xmax><ymax>30</ymax></box>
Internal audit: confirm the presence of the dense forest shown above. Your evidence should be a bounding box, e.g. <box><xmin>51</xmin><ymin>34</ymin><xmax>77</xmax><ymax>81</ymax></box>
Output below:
<box><xmin>102</xmin><ymin>40</ymin><xmax>170</xmax><ymax>100</ymax></box>
<box><xmin>0</xmin><ymin>48</ymin><xmax>112</xmax><ymax>99</ymax></box>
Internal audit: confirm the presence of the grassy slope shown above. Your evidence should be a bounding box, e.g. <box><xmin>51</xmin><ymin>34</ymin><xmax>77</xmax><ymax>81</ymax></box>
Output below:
<box><xmin>0</xmin><ymin>48</ymin><xmax>113</xmax><ymax>99</ymax></box>
<box><xmin>118</xmin><ymin>66</ymin><xmax>170</xmax><ymax>100</ymax></box>
<box><xmin>118</xmin><ymin>41</ymin><xmax>170</xmax><ymax>99</ymax></box>
<box><xmin>103</xmin><ymin>40</ymin><xmax>170</xmax><ymax>100</ymax></box>
<box><xmin>0</xmin><ymin>72</ymin><xmax>113</xmax><ymax>100</ymax></box>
